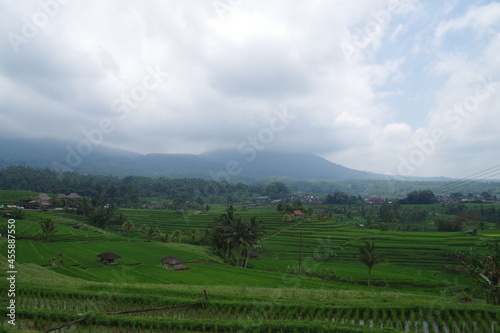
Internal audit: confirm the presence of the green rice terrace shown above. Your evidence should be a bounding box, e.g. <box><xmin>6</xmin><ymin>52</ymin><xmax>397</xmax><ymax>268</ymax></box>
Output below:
<box><xmin>2</xmin><ymin>193</ymin><xmax>500</xmax><ymax>332</ymax></box>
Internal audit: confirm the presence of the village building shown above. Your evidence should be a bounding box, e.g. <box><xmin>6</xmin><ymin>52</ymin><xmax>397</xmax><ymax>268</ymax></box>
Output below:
<box><xmin>36</xmin><ymin>193</ymin><xmax>51</xmax><ymax>202</ymax></box>
<box><xmin>97</xmin><ymin>252</ymin><xmax>121</xmax><ymax>265</ymax></box>
<box><xmin>17</xmin><ymin>201</ymin><xmax>40</xmax><ymax>209</ymax></box>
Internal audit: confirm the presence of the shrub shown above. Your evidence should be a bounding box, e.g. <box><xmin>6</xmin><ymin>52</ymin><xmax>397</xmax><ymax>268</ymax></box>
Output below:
<box><xmin>435</xmin><ymin>217</ymin><xmax>463</xmax><ymax>231</ymax></box>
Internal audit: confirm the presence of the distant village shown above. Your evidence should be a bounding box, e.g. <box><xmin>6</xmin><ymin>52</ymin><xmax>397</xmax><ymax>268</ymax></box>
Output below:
<box><xmin>2</xmin><ymin>191</ymin><xmax>499</xmax><ymax>214</ymax></box>
<box><xmin>1</xmin><ymin>193</ymin><xmax>82</xmax><ymax>212</ymax></box>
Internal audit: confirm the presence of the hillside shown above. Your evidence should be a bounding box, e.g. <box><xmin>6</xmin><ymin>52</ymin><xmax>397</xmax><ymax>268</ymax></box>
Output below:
<box><xmin>2</xmin><ymin>205</ymin><xmax>500</xmax><ymax>332</ymax></box>
<box><xmin>0</xmin><ymin>138</ymin><xmax>385</xmax><ymax>181</ymax></box>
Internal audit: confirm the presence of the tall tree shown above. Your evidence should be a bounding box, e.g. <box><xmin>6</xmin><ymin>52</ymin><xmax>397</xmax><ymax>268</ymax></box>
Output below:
<box><xmin>356</xmin><ymin>240</ymin><xmax>383</xmax><ymax>286</ymax></box>
<box><xmin>172</xmin><ymin>229</ymin><xmax>183</xmax><ymax>243</ymax></box>
<box><xmin>113</xmin><ymin>212</ymin><xmax>128</xmax><ymax>227</ymax></box>
<box><xmin>39</xmin><ymin>219</ymin><xmax>57</xmax><ymax>241</ymax></box>
<box><xmin>142</xmin><ymin>226</ymin><xmax>161</xmax><ymax>242</ymax></box>
<box><xmin>223</xmin><ymin>219</ymin><xmax>253</xmax><ymax>267</ymax></box>
<box><xmin>78</xmin><ymin>197</ymin><xmax>93</xmax><ymax>217</ymax></box>
<box><xmin>243</xmin><ymin>216</ymin><xmax>265</xmax><ymax>268</ymax></box>
<box><xmin>121</xmin><ymin>220</ymin><xmax>135</xmax><ymax>235</ymax></box>
<box><xmin>186</xmin><ymin>228</ymin><xmax>199</xmax><ymax>242</ymax></box>
<box><xmin>208</xmin><ymin>210</ymin><xmax>266</xmax><ymax>267</ymax></box>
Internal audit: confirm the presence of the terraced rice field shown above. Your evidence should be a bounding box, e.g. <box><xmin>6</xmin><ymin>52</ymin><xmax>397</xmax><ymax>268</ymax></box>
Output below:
<box><xmin>2</xmin><ymin>283</ymin><xmax>500</xmax><ymax>332</ymax></box>
<box><xmin>3</xmin><ymin>207</ymin><xmax>500</xmax><ymax>332</ymax></box>
<box><xmin>115</xmin><ymin>208</ymin><xmax>491</xmax><ymax>287</ymax></box>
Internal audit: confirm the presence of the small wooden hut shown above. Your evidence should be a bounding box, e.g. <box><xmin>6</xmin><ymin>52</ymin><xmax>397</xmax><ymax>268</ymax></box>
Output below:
<box><xmin>249</xmin><ymin>252</ymin><xmax>260</xmax><ymax>260</ymax></box>
<box><xmin>97</xmin><ymin>252</ymin><xmax>121</xmax><ymax>265</ymax></box>
<box><xmin>160</xmin><ymin>256</ymin><xmax>184</xmax><ymax>270</ymax></box>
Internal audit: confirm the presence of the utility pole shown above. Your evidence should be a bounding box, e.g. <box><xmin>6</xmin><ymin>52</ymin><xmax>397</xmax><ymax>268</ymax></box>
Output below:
<box><xmin>298</xmin><ymin>229</ymin><xmax>303</xmax><ymax>276</ymax></box>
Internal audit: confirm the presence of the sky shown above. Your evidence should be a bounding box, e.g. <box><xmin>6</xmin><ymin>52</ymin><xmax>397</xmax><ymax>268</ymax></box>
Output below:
<box><xmin>0</xmin><ymin>0</ymin><xmax>499</xmax><ymax>179</ymax></box>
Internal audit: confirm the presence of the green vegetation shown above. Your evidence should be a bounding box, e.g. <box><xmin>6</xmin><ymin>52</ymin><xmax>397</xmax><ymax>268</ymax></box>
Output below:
<box><xmin>456</xmin><ymin>242</ymin><xmax>500</xmax><ymax>305</ymax></box>
<box><xmin>38</xmin><ymin>218</ymin><xmax>57</xmax><ymax>241</ymax></box>
<box><xmin>355</xmin><ymin>240</ymin><xmax>383</xmax><ymax>286</ymax></box>
<box><xmin>205</xmin><ymin>207</ymin><xmax>266</xmax><ymax>267</ymax></box>
<box><xmin>3</xmin><ymin>183</ymin><xmax>500</xmax><ymax>331</ymax></box>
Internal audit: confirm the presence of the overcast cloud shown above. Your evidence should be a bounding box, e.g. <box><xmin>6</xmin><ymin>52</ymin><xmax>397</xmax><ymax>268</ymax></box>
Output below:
<box><xmin>0</xmin><ymin>0</ymin><xmax>499</xmax><ymax>178</ymax></box>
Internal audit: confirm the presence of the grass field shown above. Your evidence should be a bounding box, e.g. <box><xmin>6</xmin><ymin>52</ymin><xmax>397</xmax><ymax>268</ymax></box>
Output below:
<box><xmin>2</xmin><ymin>201</ymin><xmax>500</xmax><ymax>332</ymax></box>
<box><xmin>0</xmin><ymin>190</ymin><xmax>38</xmax><ymax>205</ymax></box>
<box><xmin>109</xmin><ymin>207</ymin><xmax>494</xmax><ymax>289</ymax></box>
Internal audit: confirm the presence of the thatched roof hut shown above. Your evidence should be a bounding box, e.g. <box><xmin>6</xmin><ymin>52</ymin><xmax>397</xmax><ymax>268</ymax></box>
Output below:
<box><xmin>249</xmin><ymin>252</ymin><xmax>260</xmax><ymax>260</ymax></box>
<box><xmin>67</xmin><ymin>193</ymin><xmax>82</xmax><ymax>199</ymax></box>
<box><xmin>160</xmin><ymin>256</ymin><xmax>184</xmax><ymax>270</ymax></box>
<box><xmin>97</xmin><ymin>252</ymin><xmax>121</xmax><ymax>265</ymax></box>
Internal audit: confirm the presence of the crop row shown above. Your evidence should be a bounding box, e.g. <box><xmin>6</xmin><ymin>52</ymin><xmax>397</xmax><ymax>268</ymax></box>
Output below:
<box><xmin>11</xmin><ymin>289</ymin><xmax>500</xmax><ymax>332</ymax></box>
<box><xmin>3</xmin><ymin>308</ymin><xmax>498</xmax><ymax>333</ymax></box>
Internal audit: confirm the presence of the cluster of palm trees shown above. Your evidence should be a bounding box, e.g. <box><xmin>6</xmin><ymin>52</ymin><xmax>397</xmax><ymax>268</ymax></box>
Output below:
<box><xmin>204</xmin><ymin>207</ymin><xmax>265</xmax><ymax>268</ymax></box>
<box><xmin>133</xmin><ymin>223</ymin><xmax>187</xmax><ymax>243</ymax></box>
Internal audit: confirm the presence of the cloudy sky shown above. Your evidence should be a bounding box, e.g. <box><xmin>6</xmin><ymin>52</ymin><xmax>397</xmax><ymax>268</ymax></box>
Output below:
<box><xmin>1</xmin><ymin>0</ymin><xmax>499</xmax><ymax>178</ymax></box>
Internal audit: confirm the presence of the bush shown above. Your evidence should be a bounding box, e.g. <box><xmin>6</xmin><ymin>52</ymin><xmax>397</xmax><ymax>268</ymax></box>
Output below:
<box><xmin>435</xmin><ymin>217</ymin><xmax>463</xmax><ymax>231</ymax></box>
<box><xmin>11</xmin><ymin>208</ymin><xmax>25</xmax><ymax>219</ymax></box>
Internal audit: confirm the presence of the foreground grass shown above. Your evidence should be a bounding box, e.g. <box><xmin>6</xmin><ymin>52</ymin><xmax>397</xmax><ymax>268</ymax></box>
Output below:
<box><xmin>0</xmin><ymin>260</ymin><xmax>498</xmax><ymax>332</ymax></box>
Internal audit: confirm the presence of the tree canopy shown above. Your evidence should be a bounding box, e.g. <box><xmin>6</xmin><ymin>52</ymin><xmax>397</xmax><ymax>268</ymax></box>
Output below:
<box><xmin>399</xmin><ymin>190</ymin><xmax>437</xmax><ymax>204</ymax></box>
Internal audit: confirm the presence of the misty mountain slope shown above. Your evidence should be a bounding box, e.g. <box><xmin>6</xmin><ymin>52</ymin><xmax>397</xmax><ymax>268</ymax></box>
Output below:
<box><xmin>0</xmin><ymin>138</ymin><xmax>386</xmax><ymax>180</ymax></box>
<box><xmin>201</xmin><ymin>149</ymin><xmax>384</xmax><ymax>180</ymax></box>
<box><xmin>0</xmin><ymin>138</ymin><xmax>139</xmax><ymax>172</ymax></box>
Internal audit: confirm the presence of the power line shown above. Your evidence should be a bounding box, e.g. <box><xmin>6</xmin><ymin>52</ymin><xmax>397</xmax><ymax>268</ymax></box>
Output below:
<box><xmin>432</xmin><ymin>164</ymin><xmax>500</xmax><ymax>194</ymax></box>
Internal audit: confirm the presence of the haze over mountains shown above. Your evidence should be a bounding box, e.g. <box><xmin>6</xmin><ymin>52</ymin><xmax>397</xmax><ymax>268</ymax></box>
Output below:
<box><xmin>0</xmin><ymin>138</ymin><xmax>387</xmax><ymax>181</ymax></box>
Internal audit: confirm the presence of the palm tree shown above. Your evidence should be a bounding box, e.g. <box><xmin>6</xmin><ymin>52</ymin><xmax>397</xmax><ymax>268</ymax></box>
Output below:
<box><xmin>40</xmin><ymin>219</ymin><xmax>57</xmax><ymax>241</ymax></box>
<box><xmin>172</xmin><ymin>229</ymin><xmax>182</xmax><ymax>243</ymax></box>
<box><xmin>114</xmin><ymin>212</ymin><xmax>128</xmax><ymax>226</ymax></box>
<box><xmin>78</xmin><ymin>197</ymin><xmax>93</xmax><ymax>217</ymax></box>
<box><xmin>356</xmin><ymin>240</ymin><xmax>383</xmax><ymax>286</ymax></box>
<box><xmin>121</xmin><ymin>220</ymin><xmax>135</xmax><ymax>235</ymax></box>
<box><xmin>243</xmin><ymin>217</ymin><xmax>266</xmax><ymax>268</ymax></box>
<box><xmin>142</xmin><ymin>226</ymin><xmax>161</xmax><ymax>241</ymax></box>
<box><xmin>223</xmin><ymin>219</ymin><xmax>253</xmax><ymax>267</ymax></box>
<box><xmin>186</xmin><ymin>228</ymin><xmax>199</xmax><ymax>243</ymax></box>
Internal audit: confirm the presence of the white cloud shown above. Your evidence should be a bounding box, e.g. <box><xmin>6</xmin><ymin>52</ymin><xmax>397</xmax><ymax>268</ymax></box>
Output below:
<box><xmin>435</xmin><ymin>2</ymin><xmax>500</xmax><ymax>41</ymax></box>
<box><xmin>0</xmin><ymin>0</ymin><xmax>499</xmax><ymax>178</ymax></box>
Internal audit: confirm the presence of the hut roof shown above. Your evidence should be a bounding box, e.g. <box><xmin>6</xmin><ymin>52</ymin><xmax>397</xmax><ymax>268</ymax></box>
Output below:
<box><xmin>160</xmin><ymin>256</ymin><xmax>183</xmax><ymax>264</ymax></box>
<box><xmin>67</xmin><ymin>193</ymin><xmax>82</xmax><ymax>199</ymax></box>
<box><xmin>97</xmin><ymin>252</ymin><xmax>121</xmax><ymax>260</ymax></box>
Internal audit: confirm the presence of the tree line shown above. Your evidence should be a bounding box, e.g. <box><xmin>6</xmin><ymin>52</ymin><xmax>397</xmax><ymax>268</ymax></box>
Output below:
<box><xmin>0</xmin><ymin>166</ymin><xmax>290</xmax><ymax>206</ymax></box>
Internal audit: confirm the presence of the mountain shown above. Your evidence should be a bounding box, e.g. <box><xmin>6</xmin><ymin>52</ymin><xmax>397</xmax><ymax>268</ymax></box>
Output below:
<box><xmin>200</xmin><ymin>149</ymin><xmax>384</xmax><ymax>181</ymax></box>
<box><xmin>0</xmin><ymin>138</ymin><xmax>386</xmax><ymax>181</ymax></box>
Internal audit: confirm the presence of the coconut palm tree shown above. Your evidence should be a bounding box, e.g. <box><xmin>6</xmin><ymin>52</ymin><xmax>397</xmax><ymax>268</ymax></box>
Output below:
<box><xmin>172</xmin><ymin>229</ymin><xmax>182</xmax><ymax>243</ymax></box>
<box><xmin>243</xmin><ymin>217</ymin><xmax>266</xmax><ymax>268</ymax></box>
<box><xmin>39</xmin><ymin>218</ymin><xmax>57</xmax><ymax>241</ymax></box>
<box><xmin>356</xmin><ymin>240</ymin><xmax>383</xmax><ymax>286</ymax></box>
<box><xmin>223</xmin><ymin>219</ymin><xmax>253</xmax><ymax>267</ymax></box>
<box><xmin>186</xmin><ymin>228</ymin><xmax>199</xmax><ymax>243</ymax></box>
<box><xmin>121</xmin><ymin>220</ymin><xmax>135</xmax><ymax>235</ymax></box>
<box><xmin>142</xmin><ymin>226</ymin><xmax>161</xmax><ymax>241</ymax></box>
<box><xmin>78</xmin><ymin>197</ymin><xmax>93</xmax><ymax>217</ymax></box>
<box><xmin>113</xmin><ymin>212</ymin><xmax>128</xmax><ymax>226</ymax></box>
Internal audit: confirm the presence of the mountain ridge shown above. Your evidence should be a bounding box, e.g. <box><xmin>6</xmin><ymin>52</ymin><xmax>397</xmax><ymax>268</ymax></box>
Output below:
<box><xmin>0</xmin><ymin>137</ymin><xmax>388</xmax><ymax>181</ymax></box>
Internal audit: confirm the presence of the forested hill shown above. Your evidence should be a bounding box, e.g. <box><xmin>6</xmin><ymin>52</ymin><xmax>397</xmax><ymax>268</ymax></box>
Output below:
<box><xmin>0</xmin><ymin>138</ymin><xmax>384</xmax><ymax>181</ymax></box>
<box><xmin>2</xmin><ymin>166</ymin><xmax>500</xmax><ymax>205</ymax></box>
<box><xmin>0</xmin><ymin>166</ymin><xmax>280</xmax><ymax>206</ymax></box>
